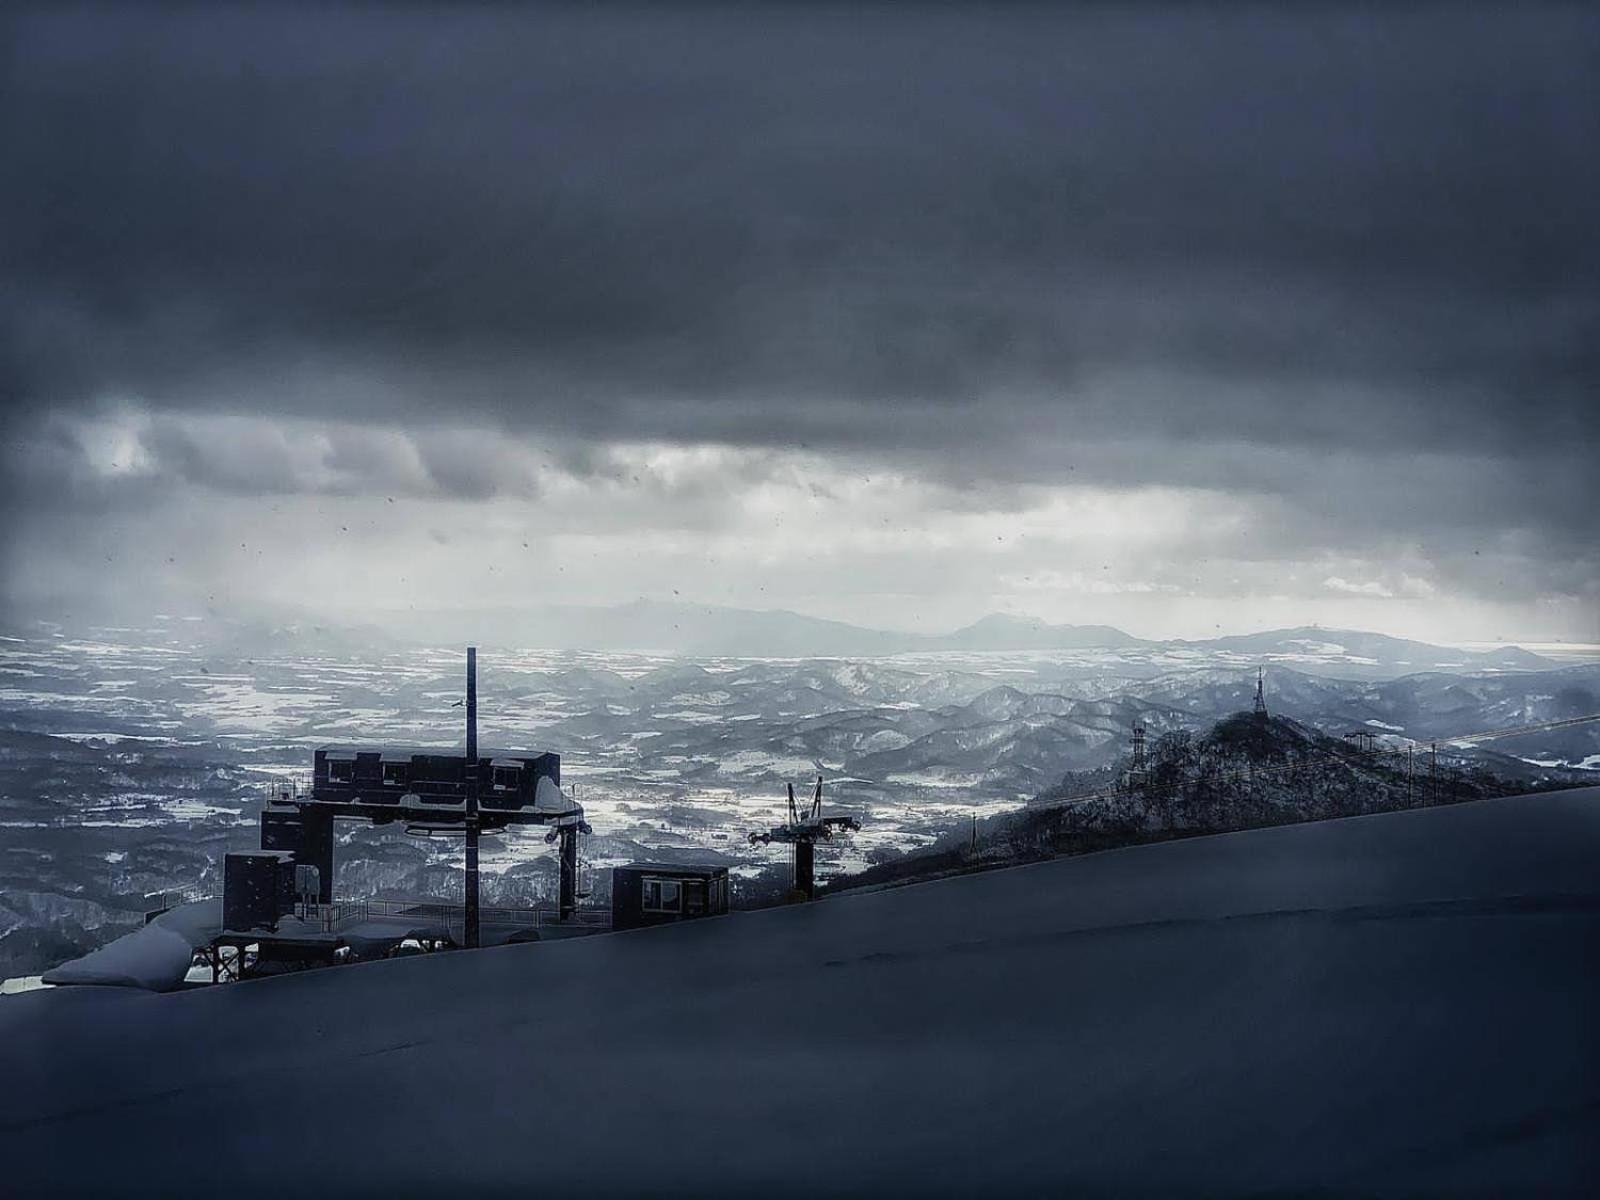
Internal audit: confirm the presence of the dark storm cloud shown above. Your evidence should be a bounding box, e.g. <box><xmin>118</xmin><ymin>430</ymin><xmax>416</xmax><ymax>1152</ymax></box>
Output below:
<box><xmin>1</xmin><ymin>3</ymin><xmax>1596</xmax><ymax>612</ymax></box>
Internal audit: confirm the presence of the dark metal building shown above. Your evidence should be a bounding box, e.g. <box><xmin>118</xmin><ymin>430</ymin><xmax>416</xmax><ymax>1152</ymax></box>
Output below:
<box><xmin>610</xmin><ymin>862</ymin><xmax>730</xmax><ymax>931</ymax></box>
<box><xmin>262</xmin><ymin>745</ymin><xmax>575</xmax><ymax>906</ymax></box>
<box><xmin>222</xmin><ymin>851</ymin><xmax>295</xmax><ymax>932</ymax></box>
<box><xmin>311</xmin><ymin>744</ymin><xmax>561</xmax><ymax>810</ymax></box>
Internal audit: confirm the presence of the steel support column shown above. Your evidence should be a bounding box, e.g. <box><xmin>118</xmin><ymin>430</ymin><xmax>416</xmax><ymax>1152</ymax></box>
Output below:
<box><xmin>464</xmin><ymin>646</ymin><xmax>480</xmax><ymax>950</ymax></box>
<box><xmin>794</xmin><ymin>840</ymin><xmax>815</xmax><ymax>900</ymax></box>
<box><xmin>558</xmin><ymin>825</ymin><xmax>578</xmax><ymax>921</ymax></box>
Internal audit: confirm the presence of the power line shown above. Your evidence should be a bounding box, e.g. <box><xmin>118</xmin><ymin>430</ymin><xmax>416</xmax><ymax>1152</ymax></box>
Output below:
<box><xmin>1425</xmin><ymin>713</ymin><xmax>1600</xmax><ymax>746</ymax></box>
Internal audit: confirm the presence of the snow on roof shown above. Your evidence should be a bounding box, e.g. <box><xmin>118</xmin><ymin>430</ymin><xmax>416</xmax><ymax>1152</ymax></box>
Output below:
<box><xmin>316</xmin><ymin>744</ymin><xmax>556</xmax><ymax>760</ymax></box>
<box><xmin>40</xmin><ymin>899</ymin><xmax>220</xmax><ymax>993</ymax></box>
<box><xmin>532</xmin><ymin>775</ymin><xmax>579</xmax><ymax>816</ymax></box>
<box><xmin>619</xmin><ymin>861</ymin><xmax>729</xmax><ymax>876</ymax></box>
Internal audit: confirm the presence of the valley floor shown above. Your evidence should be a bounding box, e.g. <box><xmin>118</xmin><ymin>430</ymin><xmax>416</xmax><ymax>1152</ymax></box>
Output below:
<box><xmin>2</xmin><ymin>788</ymin><xmax>1598</xmax><ymax>1195</ymax></box>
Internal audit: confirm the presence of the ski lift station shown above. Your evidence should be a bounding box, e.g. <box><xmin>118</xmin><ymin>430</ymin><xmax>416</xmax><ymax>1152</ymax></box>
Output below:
<box><xmin>39</xmin><ymin>647</ymin><xmax>844</xmax><ymax>991</ymax></box>
<box><xmin>40</xmin><ymin>651</ymin><xmax>597</xmax><ymax>989</ymax></box>
<box><xmin>49</xmin><ymin>738</ymin><xmax>607</xmax><ymax>988</ymax></box>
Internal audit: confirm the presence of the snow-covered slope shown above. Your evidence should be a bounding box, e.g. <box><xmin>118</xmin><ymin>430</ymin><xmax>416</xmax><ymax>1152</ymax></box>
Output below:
<box><xmin>2</xmin><ymin>789</ymin><xmax>1598</xmax><ymax>1196</ymax></box>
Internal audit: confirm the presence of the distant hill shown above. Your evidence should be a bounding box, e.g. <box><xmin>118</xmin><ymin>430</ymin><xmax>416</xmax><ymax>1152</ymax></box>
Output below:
<box><xmin>934</xmin><ymin>613</ymin><xmax>1147</xmax><ymax>651</ymax></box>
<box><xmin>371</xmin><ymin>601</ymin><xmax>1548</xmax><ymax>668</ymax></box>
<box><xmin>1181</xmin><ymin>625</ymin><xmax>1551</xmax><ymax>674</ymax></box>
<box><xmin>830</xmin><ymin>709</ymin><xmax>1578</xmax><ymax>895</ymax></box>
<box><xmin>528</xmin><ymin>599</ymin><xmax>908</xmax><ymax>658</ymax></box>
<box><xmin>23</xmin><ymin>603</ymin><xmax>1562</xmax><ymax>675</ymax></box>
<box><xmin>382</xmin><ymin>600</ymin><xmax>1149</xmax><ymax>657</ymax></box>
<box><xmin>376</xmin><ymin>602</ymin><xmax>1555</xmax><ymax>671</ymax></box>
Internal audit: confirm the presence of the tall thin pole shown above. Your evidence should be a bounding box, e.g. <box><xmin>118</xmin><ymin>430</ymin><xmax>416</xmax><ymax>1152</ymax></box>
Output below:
<box><xmin>465</xmin><ymin>646</ymin><xmax>480</xmax><ymax>949</ymax></box>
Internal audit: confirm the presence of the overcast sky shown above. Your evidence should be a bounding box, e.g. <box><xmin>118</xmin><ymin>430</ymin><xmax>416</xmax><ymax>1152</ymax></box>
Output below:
<box><xmin>2</xmin><ymin>4</ymin><xmax>1595</xmax><ymax>643</ymax></box>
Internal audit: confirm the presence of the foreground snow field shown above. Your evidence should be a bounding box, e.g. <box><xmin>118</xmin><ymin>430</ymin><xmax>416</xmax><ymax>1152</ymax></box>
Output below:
<box><xmin>2</xmin><ymin>788</ymin><xmax>1598</xmax><ymax>1196</ymax></box>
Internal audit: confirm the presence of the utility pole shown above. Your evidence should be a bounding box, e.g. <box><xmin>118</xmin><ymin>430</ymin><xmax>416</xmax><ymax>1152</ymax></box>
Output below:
<box><xmin>1429</xmin><ymin>741</ymin><xmax>1438</xmax><ymax>807</ymax></box>
<box><xmin>464</xmin><ymin>646</ymin><xmax>480</xmax><ymax>950</ymax></box>
<box><xmin>1407</xmin><ymin>745</ymin><xmax>1414</xmax><ymax>809</ymax></box>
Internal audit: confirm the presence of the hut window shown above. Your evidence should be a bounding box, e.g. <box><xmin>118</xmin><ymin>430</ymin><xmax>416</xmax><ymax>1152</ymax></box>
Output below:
<box><xmin>492</xmin><ymin>765</ymin><xmax>521</xmax><ymax>791</ymax></box>
<box><xmin>382</xmin><ymin>762</ymin><xmax>409</xmax><ymax>787</ymax></box>
<box><xmin>327</xmin><ymin>759</ymin><xmax>353</xmax><ymax>784</ymax></box>
<box><xmin>642</xmin><ymin>878</ymin><xmax>681</xmax><ymax>913</ymax></box>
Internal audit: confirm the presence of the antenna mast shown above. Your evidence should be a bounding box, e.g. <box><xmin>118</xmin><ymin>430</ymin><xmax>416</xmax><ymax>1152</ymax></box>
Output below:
<box><xmin>464</xmin><ymin>646</ymin><xmax>480</xmax><ymax>949</ymax></box>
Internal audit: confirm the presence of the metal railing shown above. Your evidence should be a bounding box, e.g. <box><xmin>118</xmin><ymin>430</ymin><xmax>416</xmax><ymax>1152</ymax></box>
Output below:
<box><xmin>143</xmin><ymin>887</ymin><xmax>210</xmax><ymax>923</ymax></box>
<box><xmin>259</xmin><ymin>775</ymin><xmax>539</xmax><ymax>809</ymax></box>
<box><xmin>261</xmin><ymin>774</ymin><xmax>315</xmax><ymax>805</ymax></box>
<box><xmin>297</xmin><ymin>898</ymin><xmax>610</xmax><ymax>935</ymax></box>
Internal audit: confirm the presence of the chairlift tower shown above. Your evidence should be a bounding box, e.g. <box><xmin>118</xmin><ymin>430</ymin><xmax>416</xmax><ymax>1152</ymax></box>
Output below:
<box><xmin>749</xmin><ymin>776</ymin><xmax>861</xmax><ymax>900</ymax></box>
<box><xmin>1253</xmin><ymin>666</ymin><xmax>1268</xmax><ymax>720</ymax></box>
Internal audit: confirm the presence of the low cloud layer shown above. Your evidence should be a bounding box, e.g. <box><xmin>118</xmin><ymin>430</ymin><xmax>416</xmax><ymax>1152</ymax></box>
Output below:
<box><xmin>2</xmin><ymin>5</ymin><xmax>1595</xmax><ymax>641</ymax></box>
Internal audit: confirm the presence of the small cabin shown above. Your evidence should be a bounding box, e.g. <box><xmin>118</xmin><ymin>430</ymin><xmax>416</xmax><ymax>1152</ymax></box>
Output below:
<box><xmin>610</xmin><ymin>862</ymin><xmax>730</xmax><ymax>931</ymax></box>
<box><xmin>311</xmin><ymin>745</ymin><xmax>560</xmax><ymax>811</ymax></box>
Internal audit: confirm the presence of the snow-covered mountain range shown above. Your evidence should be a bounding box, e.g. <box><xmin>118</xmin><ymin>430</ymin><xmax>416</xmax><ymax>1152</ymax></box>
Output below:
<box><xmin>1</xmin><ymin>619</ymin><xmax>1595</xmax><ymax>976</ymax></box>
<box><xmin>46</xmin><ymin>602</ymin><xmax>1575</xmax><ymax>673</ymax></box>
